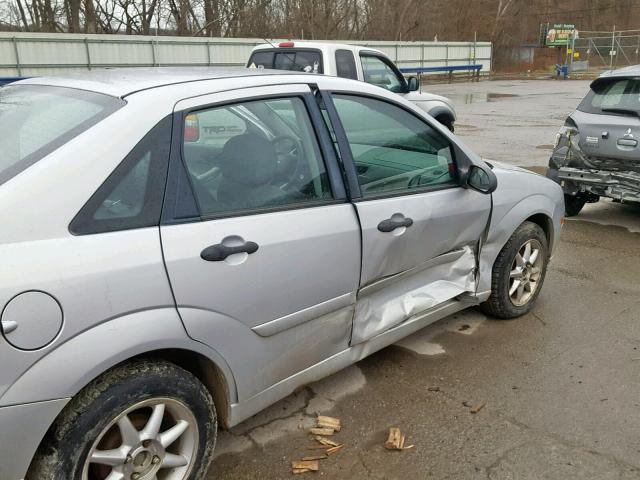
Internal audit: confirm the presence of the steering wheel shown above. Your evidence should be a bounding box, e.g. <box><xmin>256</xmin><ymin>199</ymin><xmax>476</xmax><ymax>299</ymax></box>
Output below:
<box><xmin>271</xmin><ymin>135</ymin><xmax>303</xmax><ymax>185</ymax></box>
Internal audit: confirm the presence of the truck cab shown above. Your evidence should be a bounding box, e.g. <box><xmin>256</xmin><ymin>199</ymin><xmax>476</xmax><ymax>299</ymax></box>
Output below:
<box><xmin>247</xmin><ymin>41</ymin><xmax>457</xmax><ymax>131</ymax></box>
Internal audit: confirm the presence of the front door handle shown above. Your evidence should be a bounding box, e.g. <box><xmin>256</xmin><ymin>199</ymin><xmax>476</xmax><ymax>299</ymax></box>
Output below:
<box><xmin>201</xmin><ymin>241</ymin><xmax>259</xmax><ymax>261</ymax></box>
<box><xmin>377</xmin><ymin>216</ymin><xmax>414</xmax><ymax>233</ymax></box>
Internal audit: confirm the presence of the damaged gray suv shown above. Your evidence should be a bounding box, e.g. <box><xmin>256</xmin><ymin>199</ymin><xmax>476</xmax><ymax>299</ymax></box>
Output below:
<box><xmin>548</xmin><ymin>66</ymin><xmax>640</xmax><ymax>215</ymax></box>
<box><xmin>0</xmin><ymin>68</ymin><xmax>563</xmax><ymax>480</ymax></box>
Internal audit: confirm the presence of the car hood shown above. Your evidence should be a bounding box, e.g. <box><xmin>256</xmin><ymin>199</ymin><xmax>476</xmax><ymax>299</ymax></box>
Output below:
<box><xmin>403</xmin><ymin>91</ymin><xmax>452</xmax><ymax>105</ymax></box>
<box><xmin>484</xmin><ymin>160</ymin><xmax>539</xmax><ymax>176</ymax></box>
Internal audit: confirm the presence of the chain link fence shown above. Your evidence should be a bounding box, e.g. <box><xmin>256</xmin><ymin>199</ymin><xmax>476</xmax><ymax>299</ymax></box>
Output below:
<box><xmin>572</xmin><ymin>29</ymin><xmax>640</xmax><ymax>75</ymax></box>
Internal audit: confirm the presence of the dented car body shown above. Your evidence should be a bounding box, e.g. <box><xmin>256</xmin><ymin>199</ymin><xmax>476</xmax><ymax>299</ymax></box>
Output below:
<box><xmin>547</xmin><ymin>66</ymin><xmax>640</xmax><ymax>215</ymax></box>
<box><xmin>0</xmin><ymin>69</ymin><xmax>563</xmax><ymax>480</ymax></box>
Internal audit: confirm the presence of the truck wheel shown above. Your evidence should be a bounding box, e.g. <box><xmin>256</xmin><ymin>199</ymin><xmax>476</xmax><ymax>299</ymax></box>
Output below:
<box><xmin>481</xmin><ymin>221</ymin><xmax>548</xmax><ymax>319</ymax></box>
<box><xmin>436</xmin><ymin>115</ymin><xmax>455</xmax><ymax>133</ymax></box>
<box><xmin>564</xmin><ymin>194</ymin><xmax>586</xmax><ymax>217</ymax></box>
<box><xmin>27</xmin><ymin>360</ymin><xmax>216</xmax><ymax>480</ymax></box>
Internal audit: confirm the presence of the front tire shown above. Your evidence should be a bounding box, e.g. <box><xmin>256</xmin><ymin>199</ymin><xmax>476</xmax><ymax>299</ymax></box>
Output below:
<box><xmin>27</xmin><ymin>360</ymin><xmax>217</xmax><ymax>480</ymax></box>
<box><xmin>436</xmin><ymin>115</ymin><xmax>455</xmax><ymax>133</ymax></box>
<box><xmin>481</xmin><ymin>221</ymin><xmax>549</xmax><ymax>319</ymax></box>
<box><xmin>564</xmin><ymin>194</ymin><xmax>587</xmax><ymax>217</ymax></box>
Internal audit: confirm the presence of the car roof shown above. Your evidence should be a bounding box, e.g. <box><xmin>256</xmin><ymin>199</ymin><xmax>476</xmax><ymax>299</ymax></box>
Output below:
<box><xmin>13</xmin><ymin>67</ymin><xmax>299</xmax><ymax>98</ymax></box>
<box><xmin>592</xmin><ymin>65</ymin><xmax>640</xmax><ymax>89</ymax></box>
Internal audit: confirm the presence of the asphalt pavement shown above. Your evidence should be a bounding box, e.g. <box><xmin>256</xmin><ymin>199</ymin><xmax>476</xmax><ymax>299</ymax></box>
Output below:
<box><xmin>208</xmin><ymin>80</ymin><xmax>640</xmax><ymax>480</ymax></box>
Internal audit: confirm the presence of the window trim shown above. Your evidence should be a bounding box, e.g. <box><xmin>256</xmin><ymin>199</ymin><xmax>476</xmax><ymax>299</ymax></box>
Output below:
<box><xmin>247</xmin><ymin>48</ymin><xmax>325</xmax><ymax>74</ymax></box>
<box><xmin>161</xmin><ymin>91</ymin><xmax>346</xmax><ymax>225</ymax></box>
<box><xmin>321</xmin><ymin>90</ymin><xmax>462</xmax><ymax>202</ymax></box>
<box><xmin>359</xmin><ymin>52</ymin><xmax>409</xmax><ymax>94</ymax></box>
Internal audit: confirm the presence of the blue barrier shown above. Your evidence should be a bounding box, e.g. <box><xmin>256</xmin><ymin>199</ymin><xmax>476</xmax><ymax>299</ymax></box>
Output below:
<box><xmin>0</xmin><ymin>77</ymin><xmax>27</xmax><ymax>86</ymax></box>
<box><xmin>399</xmin><ymin>64</ymin><xmax>482</xmax><ymax>82</ymax></box>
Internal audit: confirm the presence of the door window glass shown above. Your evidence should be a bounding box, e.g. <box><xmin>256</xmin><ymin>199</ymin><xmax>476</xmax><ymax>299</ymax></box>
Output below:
<box><xmin>332</xmin><ymin>94</ymin><xmax>457</xmax><ymax>197</ymax></box>
<box><xmin>182</xmin><ymin>97</ymin><xmax>332</xmax><ymax>216</ymax></box>
<box><xmin>360</xmin><ymin>55</ymin><xmax>404</xmax><ymax>93</ymax></box>
<box><xmin>336</xmin><ymin>49</ymin><xmax>358</xmax><ymax>80</ymax></box>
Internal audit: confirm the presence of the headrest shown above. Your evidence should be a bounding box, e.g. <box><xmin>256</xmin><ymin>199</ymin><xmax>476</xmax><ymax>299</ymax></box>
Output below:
<box><xmin>220</xmin><ymin>133</ymin><xmax>277</xmax><ymax>186</ymax></box>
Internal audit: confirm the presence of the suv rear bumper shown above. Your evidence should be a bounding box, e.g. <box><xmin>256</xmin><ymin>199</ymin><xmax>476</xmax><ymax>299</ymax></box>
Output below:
<box><xmin>550</xmin><ymin>166</ymin><xmax>640</xmax><ymax>202</ymax></box>
<box><xmin>0</xmin><ymin>398</ymin><xmax>68</xmax><ymax>480</ymax></box>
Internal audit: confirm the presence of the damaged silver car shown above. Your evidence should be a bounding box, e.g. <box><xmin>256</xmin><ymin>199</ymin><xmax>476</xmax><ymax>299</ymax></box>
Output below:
<box><xmin>0</xmin><ymin>68</ymin><xmax>564</xmax><ymax>480</ymax></box>
<box><xmin>547</xmin><ymin>66</ymin><xmax>640</xmax><ymax>216</ymax></box>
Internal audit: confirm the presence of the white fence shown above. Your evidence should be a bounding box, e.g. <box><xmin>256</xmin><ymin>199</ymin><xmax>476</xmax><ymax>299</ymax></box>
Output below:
<box><xmin>0</xmin><ymin>32</ymin><xmax>492</xmax><ymax>77</ymax></box>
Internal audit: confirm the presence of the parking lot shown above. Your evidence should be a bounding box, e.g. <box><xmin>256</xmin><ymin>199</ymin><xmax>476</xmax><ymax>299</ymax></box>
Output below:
<box><xmin>209</xmin><ymin>80</ymin><xmax>640</xmax><ymax>479</ymax></box>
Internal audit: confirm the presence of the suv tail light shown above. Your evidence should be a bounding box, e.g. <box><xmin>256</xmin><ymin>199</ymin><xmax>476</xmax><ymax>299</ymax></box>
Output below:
<box><xmin>279</xmin><ymin>42</ymin><xmax>295</xmax><ymax>48</ymax></box>
<box><xmin>184</xmin><ymin>114</ymin><xmax>200</xmax><ymax>142</ymax></box>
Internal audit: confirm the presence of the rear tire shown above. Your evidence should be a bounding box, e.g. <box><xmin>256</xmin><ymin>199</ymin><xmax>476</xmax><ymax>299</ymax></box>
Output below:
<box><xmin>564</xmin><ymin>194</ymin><xmax>586</xmax><ymax>217</ymax></box>
<box><xmin>27</xmin><ymin>360</ymin><xmax>217</xmax><ymax>480</ymax></box>
<box><xmin>481</xmin><ymin>221</ymin><xmax>549</xmax><ymax>319</ymax></box>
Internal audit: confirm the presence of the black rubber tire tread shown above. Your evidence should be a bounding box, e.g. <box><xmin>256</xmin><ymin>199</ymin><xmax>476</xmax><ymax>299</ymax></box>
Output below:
<box><xmin>564</xmin><ymin>194</ymin><xmax>586</xmax><ymax>217</ymax></box>
<box><xmin>436</xmin><ymin>115</ymin><xmax>455</xmax><ymax>133</ymax></box>
<box><xmin>27</xmin><ymin>359</ymin><xmax>216</xmax><ymax>480</ymax></box>
<box><xmin>480</xmin><ymin>221</ymin><xmax>549</xmax><ymax>320</ymax></box>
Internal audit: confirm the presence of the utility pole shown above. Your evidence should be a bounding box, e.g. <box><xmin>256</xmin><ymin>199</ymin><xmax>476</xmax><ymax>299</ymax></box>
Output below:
<box><xmin>610</xmin><ymin>25</ymin><xmax>616</xmax><ymax>70</ymax></box>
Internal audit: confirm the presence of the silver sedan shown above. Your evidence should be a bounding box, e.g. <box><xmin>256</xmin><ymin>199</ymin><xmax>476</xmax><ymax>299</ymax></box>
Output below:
<box><xmin>0</xmin><ymin>68</ymin><xmax>564</xmax><ymax>480</ymax></box>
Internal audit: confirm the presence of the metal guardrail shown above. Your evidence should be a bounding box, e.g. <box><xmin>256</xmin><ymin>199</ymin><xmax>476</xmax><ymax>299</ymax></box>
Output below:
<box><xmin>400</xmin><ymin>64</ymin><xmax>482</xmax><ymax>82</ymax></box>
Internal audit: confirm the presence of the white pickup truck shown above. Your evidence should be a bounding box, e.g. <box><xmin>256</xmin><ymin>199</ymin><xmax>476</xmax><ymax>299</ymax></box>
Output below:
<box><xmin>247</xmin><ymin>41</ymin><xmax>457</xmax><ymax>131</ymax></box>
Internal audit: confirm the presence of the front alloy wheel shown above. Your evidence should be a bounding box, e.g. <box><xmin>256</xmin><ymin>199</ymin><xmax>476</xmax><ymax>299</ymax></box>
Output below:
<box><xmin>481</xmin><ymin>221</ymin><xmax>549</xmax><ymax>319</ymax></box>
<box><xmin>508</xmin><ymin>239</ymin><xmax>544</xmax><ymax>307</ymax></box>
<box><xmin>27</xmin><ymin>360</ymin><xmax>216</xmax><ymax>480</ymax></box>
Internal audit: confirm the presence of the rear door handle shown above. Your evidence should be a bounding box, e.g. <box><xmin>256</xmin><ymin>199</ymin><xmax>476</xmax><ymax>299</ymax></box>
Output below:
<box><xmin>201</xmin><ymin>241</ymin><xmax>259</xmax><ymax>261</ymax></box>
<box><xmin>617</xmin><ymin>138</ymin><xmax>638</xmax><ymax>147</ymax></box>
<box><xmin>377</xmin><ymin>216</ymin><xmax>414</xmax><ymax>232</ymax></box>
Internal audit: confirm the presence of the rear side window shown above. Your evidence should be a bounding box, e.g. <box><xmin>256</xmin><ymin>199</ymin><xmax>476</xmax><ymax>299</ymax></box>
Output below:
<box><xmin>70</xmin><ymin>116</ymin><xmax>172</xmax><ymax>235</ymax></box>
<box><xmin>578</xmin><ymin>78</ymin><xmax>640</xmax><ymax>115</ymax></box>
<box><xmin>0</xmin><ymin>85</ymin><xmax>124</xmax><ymax>186</ymax></box>
<box><xmin>335</xmin><ymin>49</ymin><xmax>358</xmax><ymax>80</ymax></box>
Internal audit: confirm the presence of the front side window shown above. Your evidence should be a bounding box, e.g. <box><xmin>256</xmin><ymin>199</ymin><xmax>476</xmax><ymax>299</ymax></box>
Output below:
<box><xmin>360</xmin><ymin>55</ymin><xmax>404</xmax><ymax>93</ymax></box>
<box><xmin>0</xmin><ymin>85</ymin><xmax>124</xmax><ymax>186</ymax></box>
<box><xmin>578</xmin><ymin>78</ymin><xmax>640</xmax><ymax>115</ymax></box>
<box><xmin>332</xmin><ymin>94</ymin><xmax>457</xmax><ymax>197</ymax></box>
<box><xmin>182</xmin><ymin>96</ymin><xmax>332</xmax><ymax>216</ymax></box>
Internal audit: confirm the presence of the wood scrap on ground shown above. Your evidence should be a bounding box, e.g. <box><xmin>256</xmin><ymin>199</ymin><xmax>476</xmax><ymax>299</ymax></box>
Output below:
<box><xmin>292</xmin><ymin>416</ymin><xmax>344</xmax><ymax>474</ymax></box>
<box><xmin>291</xmin><ymin>460</ymin><xmax>319</xmax><ymax>474</ymax></box>
<box><xmin>384</xmin><ymin>427</ymin><xmax>414</xmax><ymax>451</ymax></box>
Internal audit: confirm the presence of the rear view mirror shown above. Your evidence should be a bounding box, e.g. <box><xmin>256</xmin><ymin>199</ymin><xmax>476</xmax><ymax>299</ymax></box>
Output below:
<box><xmin>407</xmin><ymin>76</ymin><xmax>420</xmax><ymax>92</ymax></box>
<box><xmin>467</xmin><ymin>165</ymin><xmax>497</xmax><ymax>194</ymax></box>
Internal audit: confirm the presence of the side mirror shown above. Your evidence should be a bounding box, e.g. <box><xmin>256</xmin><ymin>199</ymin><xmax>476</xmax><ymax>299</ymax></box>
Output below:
<box><xmin>407</xmin><ymin>76</ymin><xmax>420</xmax><ymax>92</ymax></box>
<box><xmin>467</xmin><ymin>165</ymin><xmax>498</xmax><ymax>194</ymax></box>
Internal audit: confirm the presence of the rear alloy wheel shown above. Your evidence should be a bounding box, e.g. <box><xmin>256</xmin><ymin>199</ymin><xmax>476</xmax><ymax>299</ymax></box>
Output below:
<box><xmin>27</xmin><ymin>360</ymin><xmax>216</xmax><ymax>480</ymax></box>
<box><xmin>564</xmin><ymin>194</ymin><xmax>587</xmax><ymax>217</ymax></box>
<box><xmin>481</xmin><ymin>221</ymin><xmax>549</xmax><ymax>319</ymax></box>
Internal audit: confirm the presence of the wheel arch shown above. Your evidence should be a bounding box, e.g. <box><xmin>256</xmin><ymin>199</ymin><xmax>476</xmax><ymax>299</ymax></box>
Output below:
<box><xmin>130</xmin><ymin>348</ymin><xmax>232</xmax><ymax>428</ymax></box>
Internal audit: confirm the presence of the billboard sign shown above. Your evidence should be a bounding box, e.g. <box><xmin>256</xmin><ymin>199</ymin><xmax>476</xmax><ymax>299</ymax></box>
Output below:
<box><xmin>544</xmin><ymin>23</ymin><xmax>576</xmax><ymax>46</ymax></box>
